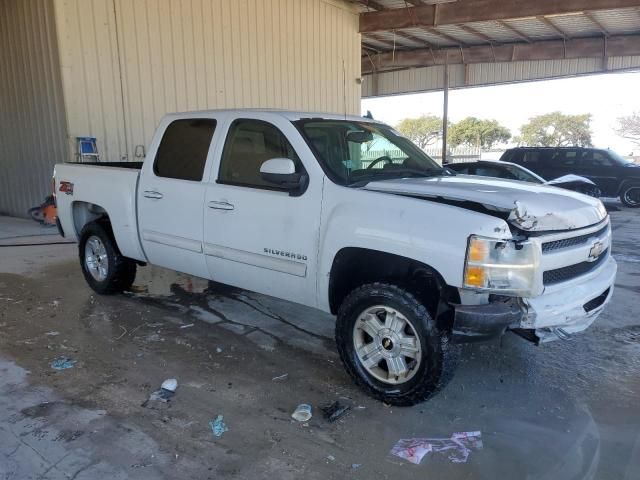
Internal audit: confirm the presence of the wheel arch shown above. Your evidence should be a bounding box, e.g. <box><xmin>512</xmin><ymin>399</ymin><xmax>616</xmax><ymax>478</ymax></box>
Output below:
<box><xmin>328</xmin><ymin>247</ymin><xmax>458</xmax><ymax>330</ymax></box>
<box><xmin>72</xmin><ymin>201</ymin><xmax>111</xmax><ymax>238</ymax></box>
<box><xmin>618</xmin><ymin>178</ymin><xmax>640</xmax><ymax>195</ymax></box>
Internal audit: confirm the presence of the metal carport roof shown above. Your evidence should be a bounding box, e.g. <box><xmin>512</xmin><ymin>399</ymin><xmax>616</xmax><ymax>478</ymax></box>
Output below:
<box><xmin>350</xmin><ymin>0</ymin><xmax>640</xmax><ymax>96</ymax></box>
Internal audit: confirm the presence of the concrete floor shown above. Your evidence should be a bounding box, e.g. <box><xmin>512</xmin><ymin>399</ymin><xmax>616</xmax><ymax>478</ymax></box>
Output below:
<box><xmin>0</xmin><ymin>207</ymin><xmax>639</xmax><ymax>479</ymax></box>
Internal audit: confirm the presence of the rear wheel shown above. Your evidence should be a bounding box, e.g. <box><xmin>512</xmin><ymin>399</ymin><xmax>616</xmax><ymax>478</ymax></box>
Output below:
<box><xmin>79</xmin><ymin>222</ymin><xmax>136</xmax><ymax>294</ymax></box>
<box><xmin>620</xmin><ymin>183</ymin><xmax>640</xmax><ymax>208</ymax></box>
<box><xmin>335</xmin><ymin>282</ymin><xmax>455</xmax><ymax>406</ymax></box>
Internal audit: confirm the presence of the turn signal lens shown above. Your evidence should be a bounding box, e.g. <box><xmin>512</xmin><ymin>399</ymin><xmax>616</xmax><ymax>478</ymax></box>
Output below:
<box><xmin>464</xmin><ymin>266</ymin><xmax>486</xmax><ymax>287</ymax></box>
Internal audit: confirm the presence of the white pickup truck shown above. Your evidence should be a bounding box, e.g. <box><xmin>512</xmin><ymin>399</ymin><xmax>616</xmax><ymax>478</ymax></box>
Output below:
<box><xmin>54</xmin><ymin>110</ymin><xmax>616</xmax><ymax>405</ymax></box>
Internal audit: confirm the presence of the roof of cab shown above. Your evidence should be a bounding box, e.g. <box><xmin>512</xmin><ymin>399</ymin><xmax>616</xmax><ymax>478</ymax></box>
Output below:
<box><xmin>163</xmin><ymin>108</ymin><xmax>383</xmax><ymax>124</ymax></box>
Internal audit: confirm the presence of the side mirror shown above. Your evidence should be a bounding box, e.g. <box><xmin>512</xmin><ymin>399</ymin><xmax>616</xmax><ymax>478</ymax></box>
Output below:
<box><xmin>260</xmin><ymin>158</ymin><xmax>308</xmax><ymax>195</ymax></box>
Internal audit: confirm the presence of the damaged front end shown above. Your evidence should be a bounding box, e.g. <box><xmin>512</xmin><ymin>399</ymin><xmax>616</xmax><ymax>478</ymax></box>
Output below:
<box><xmin>364</xmin><ymin>175</ymin><xmax>608</xmax><ymax>233</ymax></box>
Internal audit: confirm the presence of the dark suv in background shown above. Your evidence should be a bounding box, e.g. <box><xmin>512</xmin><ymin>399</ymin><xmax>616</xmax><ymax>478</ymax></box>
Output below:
<box><xmin>501</xmin><ymin>147</ymin><xmax>640</xmax><ymax>207</ymax></box>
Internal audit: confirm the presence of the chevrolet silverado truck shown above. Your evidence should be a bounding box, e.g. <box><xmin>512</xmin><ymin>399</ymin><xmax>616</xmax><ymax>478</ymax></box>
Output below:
<box><xmin>53</xmin><ymin>110</ymin><xmax>617</xmax><ymax>406</ymax></box>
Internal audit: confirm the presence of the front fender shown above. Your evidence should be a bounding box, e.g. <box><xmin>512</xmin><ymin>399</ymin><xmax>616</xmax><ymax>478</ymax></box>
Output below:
<box><xmin>317</xmin><ymin>183</ymin><xmax>511</xmax><ymax>311</ymax></box>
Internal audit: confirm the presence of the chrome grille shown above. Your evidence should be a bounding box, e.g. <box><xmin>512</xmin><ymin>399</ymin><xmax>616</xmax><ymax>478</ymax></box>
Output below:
<box><xmin>542</xmin><ymin>224</ymin><xmax>609</xmax><ymax>253</ymax></box>
<box><xmin>543</xmin><ymin>250</ymin><xmax>609</xmax><ymax>285</ymax></box>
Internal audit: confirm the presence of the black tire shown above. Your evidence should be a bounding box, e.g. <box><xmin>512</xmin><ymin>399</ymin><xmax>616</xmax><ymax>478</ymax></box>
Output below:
<box><xmin>620</xmin><ymin>183</ymin><xmax>640</xmax><ymax>208</ymax></box>
<box><xmin>335</xmin><ymin>282</ymin><xmax>456</xmax><ymax>406</ymax></box>
<box><xmin>78</xmin><ymin>221</ymin><xmax>137</xmax><ymax>294</ymax></box>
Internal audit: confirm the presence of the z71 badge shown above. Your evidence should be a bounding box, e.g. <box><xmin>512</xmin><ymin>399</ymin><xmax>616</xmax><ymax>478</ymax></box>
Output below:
<box><xmin>264</xmin><ymin>248</ymin><xmax>307</xmax><ymax>261</ymax></box>
<box><xmin>59</xmin><ymin>181</ymin><xmax>74</xmax><ymax>195</ymax></box>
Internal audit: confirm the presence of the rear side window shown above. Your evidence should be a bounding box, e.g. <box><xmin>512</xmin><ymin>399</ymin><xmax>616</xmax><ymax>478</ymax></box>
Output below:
<box><xmin>451</xmin><ymin>164</ymin><xmax>472</xmax><ymax>174</ymax></box>
<box><xmin>154</xmin><ymin>119</ymin><xmax>217</xmax><ymax>181</ymax></box>
<box><xmin>552</xmin><ymin>150</ymin><xmax>579</xmax><ymax>166</ymax></box>
<box><xmin>218</xmin><ymin>119</ymin><xmax>301</xmax><ymax>189</ymax></box>
<box><xmin>476</xmin><ymin>165</ymin><xmax>513</xmax><ymax>179</ymax></box>
<box><xmin>519</xmin><ymin>150</ymin><xmax>543</xmax><ymax>166</ymax></box>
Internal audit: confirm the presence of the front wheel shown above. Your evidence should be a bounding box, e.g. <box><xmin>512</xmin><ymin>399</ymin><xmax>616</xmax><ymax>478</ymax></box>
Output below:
<box><xmin>79</xmin><ymin>222</ymin><xmax>137</xmax><ymax>294</ymax></box>
<box><xmin>620</xmin><ymin>183</ymin><xmax>640</xmax><ymax>208</ymax></box>
<box><xmin>335</xmin><ymin>283</ymin><xmax>455</xmax><ymax>406</ymax></box>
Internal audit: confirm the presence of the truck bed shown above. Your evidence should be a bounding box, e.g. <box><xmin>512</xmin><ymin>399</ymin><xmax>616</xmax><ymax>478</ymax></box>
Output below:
<box><xmin>54</xmin><ymin>162</ymin><xmax>146</xmax><ymax>262</ymax></box>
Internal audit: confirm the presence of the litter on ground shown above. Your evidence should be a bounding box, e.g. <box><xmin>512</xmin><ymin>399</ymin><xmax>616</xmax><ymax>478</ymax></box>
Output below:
<box><xmin>271</xmin><ymin>373</ymin><xmax>288</xmax><ymax>382</ymax></box>
<box><xmin>142</xmin><ymin>379</ymin><xmax>178</xmax><ymax>407</ymax></box>
<box><xmin>291</xmin><ymin>404</ymin><xmax>312</xmax><ymax>422</ymax></box>
<box><xmin>390</xmin><ymin>431</ymin><xmax>483</xmax><ymax>465</ymax></box>
<box><xmin>51</xmin><ymin>357</ymin><xmax>76</xmax><ymax>370</ymax></box>
<box><xmin>161</xmin><ymin>378</ymin><xmax>178</xmax><ymax>391</ymax></box>
<box><xmin>321</xmin><ymin>401</ymin><xmax>351</xmax><ymax>423</ymax></box>
<box><xmin>210</xmin><ymin>415</ymin><xmax>228</xmax><ymax>437</ymax></box>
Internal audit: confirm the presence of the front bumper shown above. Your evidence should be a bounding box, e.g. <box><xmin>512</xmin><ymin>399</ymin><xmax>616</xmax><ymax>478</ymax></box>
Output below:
<box><xmin>452</xmin><ymin>299</ymin><xmax>522</xmax><ymax>342</ymax></box>
<box><xmin>523</xmin><ymin>256</ymin><xmax>617</xmax><ymax>342</ymax></box>
<box><xmin>452</xmin><ymin>256</ymin><xmax>617</xmax><ymax>343</ymax></box>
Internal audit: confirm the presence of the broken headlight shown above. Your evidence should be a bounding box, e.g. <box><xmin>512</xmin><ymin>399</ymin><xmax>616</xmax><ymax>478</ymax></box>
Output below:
<box><xmin>463</xmin><ymin>235</ymin><xmax>541</xmax><ymax>297</ymax></box>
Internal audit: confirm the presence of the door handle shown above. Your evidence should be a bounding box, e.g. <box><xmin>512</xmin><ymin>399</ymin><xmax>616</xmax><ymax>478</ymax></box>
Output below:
<box><xmin>208</xmin><ymin>200</ymin><xmax>234</xmax><ymax>211</ymax></box>
<box><xmin>143</xmin><ymin>191</ymin><xmax>163</xmax><ymax>199</ymax></box>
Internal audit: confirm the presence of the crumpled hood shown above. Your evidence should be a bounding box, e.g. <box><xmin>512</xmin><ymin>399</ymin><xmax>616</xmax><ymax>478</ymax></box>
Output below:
<box><xmin>364</xmin><ymin>175</ymin><xmax>607</xmax><ymax>232</ymax></box>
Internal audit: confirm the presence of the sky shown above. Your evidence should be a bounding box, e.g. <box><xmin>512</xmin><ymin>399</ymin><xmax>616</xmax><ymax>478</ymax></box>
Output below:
<box><xmin>361</xmin><ymin>70</ymin><xmax>640</xmax><ymax>156</ymax></box>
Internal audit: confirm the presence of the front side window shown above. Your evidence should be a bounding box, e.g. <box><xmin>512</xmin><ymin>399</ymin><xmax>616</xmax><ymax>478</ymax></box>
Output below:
<box><xmin>219</xmin><ymin>119</ymin><xmax>301</xmax><ymax>189</ymax></box>
<box><xmin>294</xmin><ymin>120</ymin><xmax>447</xmax><ymax>186</ymax></box>
<box><xmin>583</xmin><ymin>150</ymin><xmax>613</xmax><ymax>167</ymax></box>
<box><xmin>154</xmin><ymin>119</ymin><xmax>216</xmax><ymax>181</ymax></box>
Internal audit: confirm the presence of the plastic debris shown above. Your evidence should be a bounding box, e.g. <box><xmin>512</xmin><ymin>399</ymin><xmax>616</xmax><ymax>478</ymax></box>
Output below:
<box><xmin>321</xmin><ymin>401</ymin><xmax>351</xmax><ymax>423</ymax></box>
<box><xmin>351</xmin><ymin>464</ymin><xmax>361</xmax><ymax>470</ymax></box>
<box><xmin>179</xmin><ymin>323</ymin><xmax>194</xmax><ymax>329</ymax></box>
<box><xmin>291</xmin><ymin>404</ymin><xmax>312</xmax><ymax>422</ymax></box>
<box><xmin>271</xmin><ymin>373</ymin><xmax>288</xmax><ymax>382</ymax></box>
<box><xmin>210</xmin><ymin>415</ymin><xmax>228</xmax><ymax>437</ymax></box>
<box><xmin>390</xmin><ymin>431</ymin><xmax>482</xmax><ymax>465</ymax></box>
<box><xmin>161</xmin><ymin>378</ymin><xmax>178</xmax><ymax>392</ymax></box>
<box><xmin>51</xmin><ymin>357</ymin><xmax>76</xmax><ymax>370</ymax></box>
<box><xmin>142</xmin><ymin>379</ymin><xmax>178</xmax><ymax>407</ymax></box>
<box><xmin>327</xmin><ymin>455</ymin><xmax>335</xmax><ymax>462</ymax></box>
<box><xmin>45</xmin><ymin>331</ymin><xmax>60</xmax><ymax>336</ymax></box>
<box><xmin>216</xmin><ymin>347</ymin><xmax>223</xmax><ymax>353</ymax></box>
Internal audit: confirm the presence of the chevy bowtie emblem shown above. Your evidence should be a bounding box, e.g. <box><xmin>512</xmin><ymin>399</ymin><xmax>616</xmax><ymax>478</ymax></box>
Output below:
<box><xmin>588</xmin><ymin>241</ymin><xmax>605</xmax><ymax>262</ymax></box>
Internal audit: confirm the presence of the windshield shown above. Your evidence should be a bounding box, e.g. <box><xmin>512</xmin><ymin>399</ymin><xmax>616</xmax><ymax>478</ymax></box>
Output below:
<box><xmin>293</xmin><ymin>119</ymin><xmax>448</xmax><ymax>186</ymax></box>
<box><xmin>606</xmin><ymin>149</ymin><xmax>634</xmax><ymax>166</ymax></box>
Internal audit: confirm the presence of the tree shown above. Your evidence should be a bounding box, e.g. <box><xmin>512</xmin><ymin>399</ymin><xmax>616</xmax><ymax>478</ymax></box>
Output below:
<box><xmin>615</xmin><ymin>112</ymin><xmax>640</xmax><ymax>146</ymax></box>
<box><xmin>516</xmin><ymin>112</ymin><xmax>592</xmax><ymax>147</ymax></box>
<box><xmin>396</xmin><ymin>115</ymin><xmax>442</xmax><ymax>149</ymax></box>
<box><xmin>448</xmin><ymin>117</ymin><xmax>511</xmax><ymax>149</ymax></box>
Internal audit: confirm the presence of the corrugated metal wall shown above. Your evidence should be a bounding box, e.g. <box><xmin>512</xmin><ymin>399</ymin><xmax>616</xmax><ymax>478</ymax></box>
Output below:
<box><xmin>362</xmin><ymin>56</ymin><xmax>640</xmax><ymax>97</ymax></box>
<box><xmin>53</xmin><ymin>0</ymin><xmax>361</xmax><ymax>162</ymax></box>
<box><xmin>0</xmin><ymin>0</ymin><xmax>69</xmax><ymax>218</ymax></box>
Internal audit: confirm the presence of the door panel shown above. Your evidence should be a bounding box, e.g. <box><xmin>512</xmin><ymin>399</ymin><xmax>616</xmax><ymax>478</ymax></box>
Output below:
<box><xmin>138</xmin><ymin>117</ymin><xmax>218</xmax><ymax>278</ymax></box>
<box><xmin>203</xmin><ymin>117</ymin><xmax>322</xmax><ymax>308</ymax></box>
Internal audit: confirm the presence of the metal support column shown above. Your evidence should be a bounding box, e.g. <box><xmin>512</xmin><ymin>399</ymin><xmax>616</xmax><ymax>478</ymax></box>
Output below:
<box><xmin>442</xmin><ymin>53</ymin><xmax>449</xmax><ymax>165</ymax></box>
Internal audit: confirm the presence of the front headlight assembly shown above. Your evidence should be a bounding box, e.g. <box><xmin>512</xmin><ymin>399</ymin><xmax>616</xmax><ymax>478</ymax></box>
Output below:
<box><xmin>463</xmin><ymin>235</ymin><xmax>541</xmax><ymax>297</ymax></box>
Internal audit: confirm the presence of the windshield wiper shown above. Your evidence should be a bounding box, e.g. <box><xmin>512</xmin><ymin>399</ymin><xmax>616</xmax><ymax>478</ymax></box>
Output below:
<box><xmin>347</xmin><ymin>168</ymin><xmax>450</xmax><ymax>187</ymax></box>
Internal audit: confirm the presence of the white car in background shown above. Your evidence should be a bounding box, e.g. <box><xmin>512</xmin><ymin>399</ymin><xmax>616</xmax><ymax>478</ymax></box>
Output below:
<box><xmin>446</xmin><ymin>159</ymin><xmax>601</xmax><ymax>197</ymax></box>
